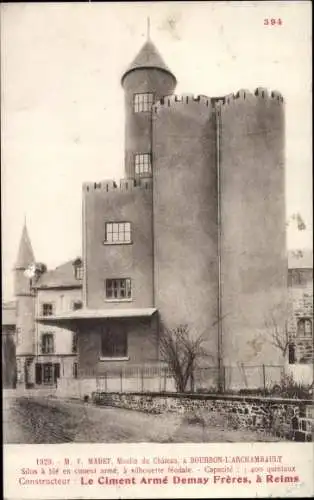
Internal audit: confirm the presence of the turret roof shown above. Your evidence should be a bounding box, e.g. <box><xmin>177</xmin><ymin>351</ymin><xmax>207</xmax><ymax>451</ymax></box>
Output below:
<box><xmin>121</xmin><ymin>40</ymin><xmax>176</xmax><ymax>85</ymax></box>
<box><xmin>15</xmin><ymin>223</ymin><xmax>35</xmax><ymax>269</ymax></box>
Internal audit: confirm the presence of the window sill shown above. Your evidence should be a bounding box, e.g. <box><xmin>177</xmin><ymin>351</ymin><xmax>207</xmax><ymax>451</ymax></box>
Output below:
<box><xmin>104</xmin><ymin>299</ymin><xmax>133</xmax><ymax>303</ymax></box>
<box><xmin>99</xmin><ymin>357</ymin><xmax>130</xmax><ymax>362</ymax></box>
<box><xmin>103</xmin><ymin>241</ymin><xmax>133</xmax><ymax>246</ymax></box>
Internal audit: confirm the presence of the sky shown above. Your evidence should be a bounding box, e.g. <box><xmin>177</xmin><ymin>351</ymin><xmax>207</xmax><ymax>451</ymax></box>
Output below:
<box><xmin>1</xmin><ymin>1</ymin><xmax>312</xmax><ymax>301</ymax></box>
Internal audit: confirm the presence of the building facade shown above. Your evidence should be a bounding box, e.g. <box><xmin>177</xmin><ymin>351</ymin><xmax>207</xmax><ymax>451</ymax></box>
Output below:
<box><xmin>13</xmin><ymin>222</ymin><xmax>82</xmax><ymax>387</ymax></box>
<box><xmin>287</xmin><ymin>250</ymin><xmax>313</xmax><ymax>366</ymax></box>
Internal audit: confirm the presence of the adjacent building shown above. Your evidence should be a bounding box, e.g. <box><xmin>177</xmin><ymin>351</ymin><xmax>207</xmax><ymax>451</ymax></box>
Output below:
<box><xmin>287</xmin><ymin>249</ymin><xmax>313</xmax><ymax>366</ymax></box>
<box><xmin>13</xmin><ymin>222</ymin><xmax>81</xmax><ymax>387</ymax></box>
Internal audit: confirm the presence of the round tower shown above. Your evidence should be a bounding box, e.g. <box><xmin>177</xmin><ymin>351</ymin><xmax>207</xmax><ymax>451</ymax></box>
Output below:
<box><xmin>121</xmin><ymin>38</ymin><xmax>177</xmax><ymax>179</ymax></box>
<box><xmin>152</xmin><ymin>95</ymin><xmax>219</xmax><ymax>364</ymax></box>
<box><xmin>219</xmin><ymin>89</ymin><xmax>287</xmax><ymax>370</ymax></box>
<box><xmin>14</xmin><ymin>222</ymin><xmax>36</xmax><ymax>384</ymax></box>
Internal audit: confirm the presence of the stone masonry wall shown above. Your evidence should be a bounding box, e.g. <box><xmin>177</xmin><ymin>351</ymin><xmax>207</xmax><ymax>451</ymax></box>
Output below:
<box><xmin>93</xmin><ymin>392</ymin><xmax>314</xmax><ymax>442</ymax></box>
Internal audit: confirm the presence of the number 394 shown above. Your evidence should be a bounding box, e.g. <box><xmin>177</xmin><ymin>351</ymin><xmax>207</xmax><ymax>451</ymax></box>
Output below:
<box><xmin>264</xmin><ymin>18</ymin><xmax>283</xmax><ymax>26</ymax></box>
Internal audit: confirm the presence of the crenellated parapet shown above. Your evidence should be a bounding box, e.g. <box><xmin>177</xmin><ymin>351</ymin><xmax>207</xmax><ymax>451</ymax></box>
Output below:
<box><xmin>153</xmin><ymin>93</ymin><xmax>214</xmax><ymax>113</ymax></box>
<box><xmin>218</xmin><ymin>88</ymin><xmax>284</xmax><ymax>107</ymax></box>
<box><xmin>83</xmin><ymin>176</ymin><xmax>153</xmax><ymax>194</ymax></box>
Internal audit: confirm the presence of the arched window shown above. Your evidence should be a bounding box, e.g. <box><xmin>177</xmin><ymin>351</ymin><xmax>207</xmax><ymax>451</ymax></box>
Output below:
<box><xmin>297</xmin><ymin>319</ymin><xmax>312</xmax><ymax>337</ymax></box>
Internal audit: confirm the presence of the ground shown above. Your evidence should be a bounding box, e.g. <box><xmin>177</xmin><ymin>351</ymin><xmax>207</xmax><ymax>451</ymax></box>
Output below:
<box><xmin>3</xmin><ymin>392</ymin><xmax>284</xmax><ymax>444</ymax></box>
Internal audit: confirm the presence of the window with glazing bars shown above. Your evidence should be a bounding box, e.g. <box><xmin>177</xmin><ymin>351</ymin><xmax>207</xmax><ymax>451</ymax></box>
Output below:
<box><xmin>105</xmin><ymin>278</ymin><xmax>132</xmax><ymax>300</ymax></box>
<box><xmin>74</xmin><ymin>265</ymin><xmax>83</xmax><ymax>280</ymax></box>
<box><xmin>105</xmin><ymin>222</ymin><xmax>131</xmax><ymax>243</ymax></box>
<box><xmin>297</xmin><ymin>319</ymin><xmax>312</xmax><ymax>337</ymax></box>
<box><xmin>41</xmin><ymin>333</ymin><xmax>54</xmax><ymax>354</ymax></box>
<box><xmin>41</xmin><ymin>303</ymin><xmax>54</xmax><ymax>316</ymax></box>
<box><xmin>135</xmin><ymin>153</ymin><xmax>152</xmax><ymax>175</ymax></box>
<box><xmin>133</xmin><ymin>93</ymin><xmax>154</xmax><ymax>112</ymax></box>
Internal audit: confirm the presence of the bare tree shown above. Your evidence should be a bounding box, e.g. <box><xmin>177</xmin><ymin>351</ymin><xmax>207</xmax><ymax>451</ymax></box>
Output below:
<box><xmin>264</xmin><ymin>312</ymin><xmax>290</xmax><ymax>362</ymax></box>
<box><xmin>159</xmin><ymin>324</ymin><xmax>211</xmax><ymax>393</ymax></box>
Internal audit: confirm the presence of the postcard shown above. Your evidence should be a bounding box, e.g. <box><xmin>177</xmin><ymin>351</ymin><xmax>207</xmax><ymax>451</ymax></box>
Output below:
<box><xmin>1</xmin><ymin>1</ymin><xmax>313</xmax><ymax>498</ymax></box>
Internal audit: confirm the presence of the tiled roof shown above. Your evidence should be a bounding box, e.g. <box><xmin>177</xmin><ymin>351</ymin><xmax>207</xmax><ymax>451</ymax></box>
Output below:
<box><xmin>2</xmin><ymin>301</ymin><xmax>16</xmax><ymax>326</ymax></box>
<box><xmin>288</xmin><ymin>249</ymin><xmax>313</xmax><ymax>269</ymax></box>
<box><xmin>34</xmin><ymin>259</ymin><xmax>83</xmax><ymax>289</ymax></box>
<box><xmin>121</xmin><ymin>40</ymin><xmax>176</xmax><ymax>84</ymax></box>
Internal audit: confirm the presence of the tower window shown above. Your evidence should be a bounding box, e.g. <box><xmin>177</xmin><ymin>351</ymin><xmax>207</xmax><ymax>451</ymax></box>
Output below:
<box><xmin>135</xmin><ymin>153</ymin><xmax>152</xmax><ymax>176</ymax></box>
<box><xmin>105</xmin><ymin>278</ymin><xmax>132</xmax><ymax>300</ymax></box>
<box><xmin>297</xmin><ymin>318</ymin><xmax>312</xmax><ymax>338</ymax></box>
<box><xmin>41</xmin><ymin>303</ymin><xmax>54</xmax><ymax>316</ymax></box>
<box><xmin>41</xmin><ymin>333</ymin><xmax>54</xmax><ymax>354</ymax></box>
<box><xmin>133</xmin><ymin>93</ymin><xmax>154</xmax><ymax>113</ymax></box>
<box><xmin>101</xmin><ymin>328</ymin><xmax>127</xmax><ymax>358</ymax></box>
<box><xmin>105</xmin><ymin>222</ymin><xmax>131</xmax><ymax>244</ymax></box>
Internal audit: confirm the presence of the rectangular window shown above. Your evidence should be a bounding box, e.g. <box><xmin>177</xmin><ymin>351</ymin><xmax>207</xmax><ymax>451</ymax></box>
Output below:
<box><xmin>105</xmin><ymin>278</ymin><xmax>132</xmax><ymax>300</ymax></box>
<box><xmin>105</xmin><ymin>222</ymin><xmax>131</xmax><ymax>244</ymax></box>
<box><xmin>43</xmin><ymin>364</ymin><xmax>54</xmax><ymax>384</ymax></box>
<box><xmin>101</xmin><ymin>329</ymin><xmax>127</xmax><ymax>358</ymax></box>
<box><xmin>74</xmin><ymin>265</ymin><xmax>83</xmax><ymax>280</ymax></box>
<box><xmin>133</xmin><ymin>93</ymin><xmax>154</xmax><ymax>113</ymax></box>
<box><xmin>72</xmin><ymin>332</ymin><xmax>78</xmax><ymax>353</ymax></box>
<box><xmin>135</xmin><ymin>153</ymin><xmax>152</xmax><ymax>176</ymax></box>
<box><xmin>41</xmin><ymin>333</ymin><xmax>54</xmax><ymax>354</ymax></box>
<box><xmin>73</xmin><ymin>362</ymin><xmax>78</xmax><ymax>379</ymax></box>
<box><xmin>41</xmin><ymin>303</ymin><xmax>54</xmax><ymax>316</ymax></box>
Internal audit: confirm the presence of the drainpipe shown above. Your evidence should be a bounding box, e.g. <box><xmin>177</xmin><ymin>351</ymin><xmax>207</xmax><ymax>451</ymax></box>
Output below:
<box><xmin>216</xmin><ymin>102</ymin><xmax>224</xmax><ymax>393</ymax></box>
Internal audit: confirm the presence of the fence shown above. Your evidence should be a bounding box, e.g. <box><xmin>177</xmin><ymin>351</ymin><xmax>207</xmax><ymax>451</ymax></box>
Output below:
<box><xmin>89</xmin><ymin>363</ymin><xmax>285</xmax><ymax>394</ymax></box>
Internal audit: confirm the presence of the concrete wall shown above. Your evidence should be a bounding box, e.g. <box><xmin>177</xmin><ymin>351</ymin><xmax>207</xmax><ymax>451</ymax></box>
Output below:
<box><xmin>153</xmin><ymin>95</ymin><xmax>218</xmax><ymax>356</ymax></box>
<box><xmin>77</xmin><ymin>316</ymin><xmax>159</xmax><ymax>377</ymax></box>
<box><xmin>219</xmin><ymin>89</ymin><xmax>287</xmax><ymax>365</ymax></box>
<box><xmin>122</xmin><ymin>68</ymin><xmax>176</xmax><ymax>179</ymax></box>
<box><xmin>83</xmin><ymin>180</ymin><xmax>154</xmax><ymax>309</ymax></box>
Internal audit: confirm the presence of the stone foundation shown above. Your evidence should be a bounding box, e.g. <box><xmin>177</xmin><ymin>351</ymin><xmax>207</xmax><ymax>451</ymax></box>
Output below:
<box><xmin>92</xmin><ymin>392</ymin><xmax>314</xmax><ymax>442</ymax></box>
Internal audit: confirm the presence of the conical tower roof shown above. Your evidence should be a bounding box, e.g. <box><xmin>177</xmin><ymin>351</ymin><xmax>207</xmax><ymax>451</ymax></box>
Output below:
<box><xmin>15</xmin><ymin>222</ymin><xmax>35</xmax><ymax>269</ymax></box>
<box><xmin>121</xmin><ymin>40</ymin><xmax>176</xmax><ymax>85</ymax></box>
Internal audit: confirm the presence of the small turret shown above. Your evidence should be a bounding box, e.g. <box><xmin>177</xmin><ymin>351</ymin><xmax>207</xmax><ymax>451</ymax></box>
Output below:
<box><xmin>14</xmin><ymin>221</ymin><xmax>35</xmax><ymax>296</ymax></box>
<box><xmin>14</xmin><ymin>220</ymin><xmax>36</xmax><ymax>360</ymax></box>
<box><xmin>121</xmin><ymin>28</ymin><xmax>177</xmax><ymax>179</ymax></box>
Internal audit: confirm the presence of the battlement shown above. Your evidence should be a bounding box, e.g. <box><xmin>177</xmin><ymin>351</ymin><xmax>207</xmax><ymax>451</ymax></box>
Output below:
<box><xmin>83</xmin><ymin>177</ymin><xmax>153</xmax><ymax>194</ymax></box>
<box><xmin>153</xmin><ymin>89</ymin><xmax>284</xmax><ymax>114</ymax></box>
<box><xmin>221</xmin><ymin>88</ymin><xmax>284</xmax><ymax>106</ymax></box>
<box><xmin>153</xmin><ymin>94</ymin><xmax>213</xmax><ymax>113</ymax></box>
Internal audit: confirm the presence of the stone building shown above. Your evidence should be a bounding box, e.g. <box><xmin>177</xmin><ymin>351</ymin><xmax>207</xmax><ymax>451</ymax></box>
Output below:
<box><xmin>13</xmin><ymin>222</ymin><xmax>82</xmax><ymax>387</ymax></box>
<box><xmin>287</xmin><ymin>249</ymin><xmax>313</xmax><ymax>366</ymax></box>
